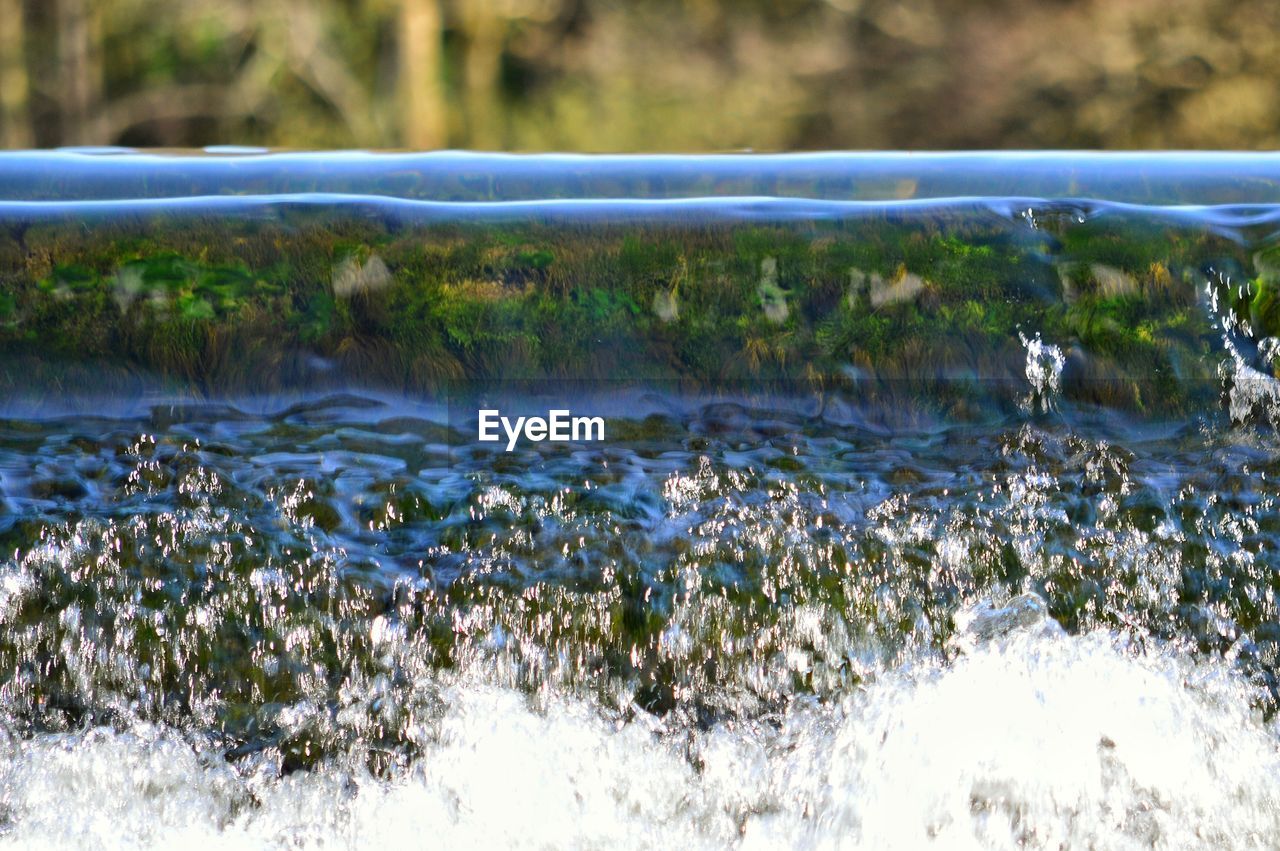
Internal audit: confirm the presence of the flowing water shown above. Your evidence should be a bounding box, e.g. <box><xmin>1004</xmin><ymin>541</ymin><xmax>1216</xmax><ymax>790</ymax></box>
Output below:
<box><xmin>4</xmin><ymin>152</ymin><xmax>1280</xmax><ymax>848</ymax></box>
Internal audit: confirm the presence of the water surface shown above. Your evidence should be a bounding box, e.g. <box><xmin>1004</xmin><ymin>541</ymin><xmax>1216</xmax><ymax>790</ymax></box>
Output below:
<box><xmin>2</xmin><ymin>152</ymin><xmax>1280</xmax><ymax>848</ymax></box>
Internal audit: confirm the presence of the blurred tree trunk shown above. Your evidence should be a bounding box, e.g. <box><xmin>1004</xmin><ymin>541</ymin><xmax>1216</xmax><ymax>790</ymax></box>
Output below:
<box><xmin>399</xmin><ymin>0</ymin><xmax>447</xmax><ymax>149</ymax></box>
<box><xmin>56</xmin><ymin>0</ymin><xmax>104</xmax><ymax>144</ymax></box>
<box><xmin>0</xmin><ymin>0</ymin><xmax>31</xmax><ymax>148</ymax></box>
<box><xmin>460</xmin><ymin>2</ymin><xmax>504</xmax><ymax>150</ymax></box>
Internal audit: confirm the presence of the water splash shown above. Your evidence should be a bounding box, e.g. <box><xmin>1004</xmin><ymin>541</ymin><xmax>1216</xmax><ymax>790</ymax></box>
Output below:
<box><xmin>1019</xmin><ymin>332</ymin><xmax>1065</xmax><ymax>413</ymax></box>
<box><xmin>3</xmin><ymin>152</ymin><xmax>1280</xmax><ymax>846</ymax></box>
<box><xmin>2</xmin><ymin>614</ymin><xmax>1279</xmax><ymax>849</ymax></box>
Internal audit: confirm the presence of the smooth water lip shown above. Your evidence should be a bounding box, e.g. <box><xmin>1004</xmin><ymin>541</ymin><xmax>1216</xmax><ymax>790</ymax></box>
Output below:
<box><xmin>3</xmin><ymin>193</ymin><xmax>1280</xmax><ymax>237</ymax></box>
<box><xmin>4</xmin><ymin>150</ymin><xmax>1280</xmax><ymax>204</ymax></box>
<box><xmin>201</xmin><ymin>145</ymin><xmax>272</xmax><ymax>155</ymax></box>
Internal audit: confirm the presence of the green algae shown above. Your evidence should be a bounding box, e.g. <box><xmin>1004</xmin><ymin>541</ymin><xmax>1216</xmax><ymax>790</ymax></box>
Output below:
<box><xmin>0</xmin><ymin>207</ymin><xmax>1260</xmax><ymax>416</ymax></box>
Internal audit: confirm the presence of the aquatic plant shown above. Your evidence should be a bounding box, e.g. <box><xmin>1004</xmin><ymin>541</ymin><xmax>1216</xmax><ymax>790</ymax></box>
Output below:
<box><xmin>0</xmin><ymin>206</ymin><xmax>1248</xmax><ymax>419</ymax></box>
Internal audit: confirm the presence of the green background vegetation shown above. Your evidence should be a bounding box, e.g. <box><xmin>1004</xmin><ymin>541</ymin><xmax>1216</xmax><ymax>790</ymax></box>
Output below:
<box><xmin>1</xmin><ymin>0</ymin><xmax>1278</xmax><ymax>152</ymax></box>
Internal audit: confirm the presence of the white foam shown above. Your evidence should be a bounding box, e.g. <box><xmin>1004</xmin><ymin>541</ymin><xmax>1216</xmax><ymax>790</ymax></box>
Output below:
<box><xmin>2</xmin><ymin>627</ymin><xmax>1279</xmax><ymax>849</ymax></box>
<box><xmin>1019</xmin><ymin>332</ymin><xmax>1065</xmax><ymax>413</ymax></box>
<box><xmin>749</xmin><ymin>629</ymin><xmax>1280</xmax><ymax>849</ymax></box>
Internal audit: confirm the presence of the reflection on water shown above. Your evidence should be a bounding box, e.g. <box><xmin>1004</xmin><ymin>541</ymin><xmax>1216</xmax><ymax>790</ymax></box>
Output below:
<box><xmin>3</xmin><ymin>153</ymin><xmax>1280</xmax><ymax>847</ymax></box>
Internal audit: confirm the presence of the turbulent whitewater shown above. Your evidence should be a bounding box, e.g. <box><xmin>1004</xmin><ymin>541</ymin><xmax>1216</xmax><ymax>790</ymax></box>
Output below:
<box><xmin>3</xmin><ymin>152</ymin><xmax>1280</xmax><ymax>848</ymax></box>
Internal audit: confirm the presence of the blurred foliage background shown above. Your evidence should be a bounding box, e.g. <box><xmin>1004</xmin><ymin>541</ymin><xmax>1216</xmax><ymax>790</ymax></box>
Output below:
<box><xmin>0</xmin><ymin>0</ymin><xmax>1277</xmax><ymax>152</ymax></box>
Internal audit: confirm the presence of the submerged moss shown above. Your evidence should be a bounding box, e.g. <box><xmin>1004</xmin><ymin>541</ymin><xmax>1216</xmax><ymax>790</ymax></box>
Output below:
<box><xmin>0</xmin><ymin>206</ymin><xmax>1255</xmax><ymax>416</ymax></box>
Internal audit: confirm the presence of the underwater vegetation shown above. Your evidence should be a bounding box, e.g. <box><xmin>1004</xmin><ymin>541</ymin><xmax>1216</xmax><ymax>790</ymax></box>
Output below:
<box><xmin>0</xmin><ymin>203</ymin><xmax>1262</xmax><ymax>419</ymax></box>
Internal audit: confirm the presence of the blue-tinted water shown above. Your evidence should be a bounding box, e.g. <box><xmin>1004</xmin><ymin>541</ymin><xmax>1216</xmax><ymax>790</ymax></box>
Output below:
<box><xmin>2</xmin><ymin>152</ymin><xmax>1280</xmax><ymax>848</ymax></box>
